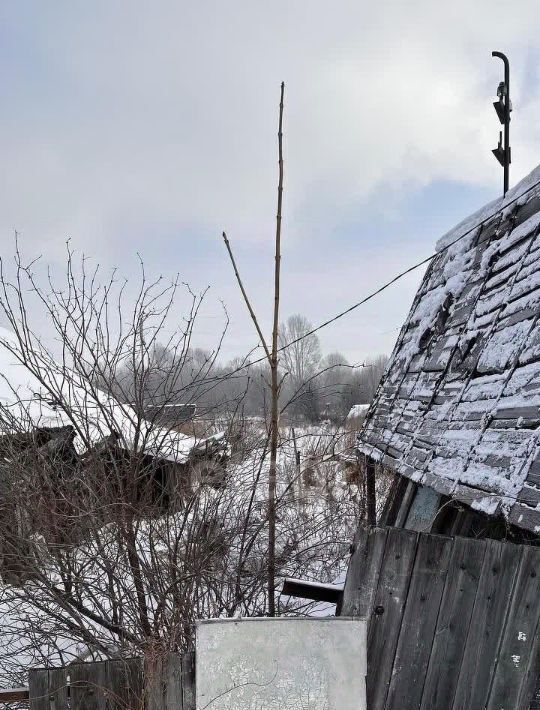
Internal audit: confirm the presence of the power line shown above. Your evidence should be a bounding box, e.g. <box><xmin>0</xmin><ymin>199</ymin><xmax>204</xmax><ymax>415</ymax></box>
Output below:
<box><xmin>236</xmin><ymin>173</ymin><xmax>540</xmax><ymax>373</ymax></box>
<box><xmin>198</xmin><ymin>173</ymin><xmax>540</xmax><ymax>389</ymax></box>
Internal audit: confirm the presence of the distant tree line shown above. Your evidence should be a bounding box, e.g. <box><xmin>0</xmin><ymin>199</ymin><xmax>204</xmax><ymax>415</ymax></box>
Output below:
<box><xmin>109</xmin><ymin>313</ymin><xmax>388</xmax><ymax>424</ymax></box>
<box><xmin>0</xmin><ymin>253</ymin><xmax>373</xmax><ymax>681</ymax></box>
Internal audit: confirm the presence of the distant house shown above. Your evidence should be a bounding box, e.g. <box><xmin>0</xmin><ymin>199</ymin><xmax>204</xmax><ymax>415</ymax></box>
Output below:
<box><xmin>0</xmin><ymin>327</ymin><xmax>227</xmax><ymax>579</ymax></box>
<box><xmin>357</xmin><ymin>164</ymin><xmax>540</xmax><ymax>541</ymax></box>
<box><xmin>141</xmin><ymin>403</ymin><xmax>197</xmax><ymax>427</ymax></box>
<box><xmin>0</xmin><ymin>327</ymin><xmax>198</xmax><ymax>466</ymax></box>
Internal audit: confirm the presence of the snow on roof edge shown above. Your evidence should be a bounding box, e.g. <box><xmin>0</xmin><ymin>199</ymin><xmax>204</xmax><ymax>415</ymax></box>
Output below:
<box><xmin>0</xmin><ymin>327</ymin><xmax>199</xmax><ymax>464</ymax></box>
<box><xmin>436</xmin><ymin>163</ymin><xmax>540</xmax><ymax>252</ymax></box>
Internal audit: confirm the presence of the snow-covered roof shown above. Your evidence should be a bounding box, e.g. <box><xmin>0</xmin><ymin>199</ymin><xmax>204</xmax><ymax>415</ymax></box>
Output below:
<box><xmin>347</xmin><ymin>404</ymin><xmax>370</xmax><ymax>419</ymax></box>
<box><xmin>358</xmin><ymin>163</ymin><xmax>540</xmax><ymax>533</ymax></box>
<box><xmin>0</xmin><ymin>327</ymin><xmax>197</xmax><ymax>464</ymax></box>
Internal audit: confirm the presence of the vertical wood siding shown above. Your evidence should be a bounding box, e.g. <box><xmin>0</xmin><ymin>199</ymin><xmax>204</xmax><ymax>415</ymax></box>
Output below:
<box><xmin>342</xmin><ymin>527</ymin><xmax>540</xmax><ymax>710</ymax></box>
<box><xmin>29</xmin><ymin>653</ymin><xmax>195</xmax><ymax>709</ymax></box>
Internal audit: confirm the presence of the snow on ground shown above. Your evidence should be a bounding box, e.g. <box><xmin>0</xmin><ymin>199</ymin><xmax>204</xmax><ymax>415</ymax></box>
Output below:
<box><xmin>0</xmin><ymin>421</ymin><xmax>382</xmax><ymax>689</ymax></box>
<box><xmin>347</xmin><ymin>404</ymin><xmax>369</xmax><ymax>419</ymax></box>
<box><xmin>0</xmin><ymin>421</ymin><xmax>375</xmax><ymax>689</ymax></box>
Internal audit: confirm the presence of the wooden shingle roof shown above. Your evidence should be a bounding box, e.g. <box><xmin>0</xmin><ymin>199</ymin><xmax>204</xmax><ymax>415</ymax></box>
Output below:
<box><xmin>358</xmin><ymin>165</ymin><xmax>540</xmax><ymax>533</ymax></box>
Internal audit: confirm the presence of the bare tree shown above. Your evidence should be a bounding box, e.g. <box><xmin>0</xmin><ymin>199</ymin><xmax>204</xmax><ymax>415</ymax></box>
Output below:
<box><xmin>0</xmin><ymin>243</ymin><xmax>364</xmax><ymax>691</ymax></box>
<box><xmin>277</xmin><ymin>315</ymin><xmax>322</xmax><ymax>423</ymax></box>
<box><xmin>317</xmin><ymin>352</ymin><xmax>352</xmax><ymax>420</ymax></box>
<box><xmin>222</xmin><ymin>83</ymin><xmax>286</xmax><ymax>617</ymax></box>
<box><xmin>267</xmin><ymin>81</ymin><xmax>286</xmax><ymax>617</ymax></box>
<box><xmin>344</xmin><ymin>354</ymin><xmax>388</xmax><ymax>410</ymax></box>
<box><xmin>279</xmin><ymin>314</ymin><xmax>322</xmax><ymax>386</ymax></box>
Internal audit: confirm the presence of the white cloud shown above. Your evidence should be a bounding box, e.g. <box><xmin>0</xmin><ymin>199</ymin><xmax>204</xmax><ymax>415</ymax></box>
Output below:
<box><xmin>0</xmin><ymin>0</ymin><xmax>539</xmax><ymax>359</ymax></box>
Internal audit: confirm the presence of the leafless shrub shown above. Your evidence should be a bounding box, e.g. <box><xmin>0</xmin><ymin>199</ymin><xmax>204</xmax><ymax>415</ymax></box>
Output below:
<box><xmin>0</xmin><ymin>244</ymin><xmax>366</xmax><ymax>692</ymax></box>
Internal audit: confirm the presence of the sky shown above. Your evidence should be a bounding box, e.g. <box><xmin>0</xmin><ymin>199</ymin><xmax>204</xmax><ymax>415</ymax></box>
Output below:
<box><xmin>1</xmin><ymin>1</ymin><xmax>540</xmax><ymax>364</ymax></box>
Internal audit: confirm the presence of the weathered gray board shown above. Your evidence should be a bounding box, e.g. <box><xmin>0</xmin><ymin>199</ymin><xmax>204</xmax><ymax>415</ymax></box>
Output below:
<box><xmin>28</xmin><ymin>654</ymin><xmax>195</xmax><ymax>709</ymax></box>
<box><xmin>341</xmin><ymin>526</ymin><xmax>540</xmax><ymax>710</ymax></box>
<box><xmin>196</xmin><ymin>617</ymin><xmax>367</xmax><ymax>710</ymax></box>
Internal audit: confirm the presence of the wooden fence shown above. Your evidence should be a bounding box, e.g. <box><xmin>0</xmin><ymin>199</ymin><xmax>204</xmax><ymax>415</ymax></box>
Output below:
<box><xmin>20</xmin><ymin>530</ymin><xmax>540</xmax><ymax>710</ymax></box>
<box><xmin>27</xmin><ymin>653</ymin><xmax>195</xmax><ymax>709</ymax></box>
<box><xmin>341</xmin><ymin>526</ymin><xmax>540</xmax><ymax>710</ymax></box>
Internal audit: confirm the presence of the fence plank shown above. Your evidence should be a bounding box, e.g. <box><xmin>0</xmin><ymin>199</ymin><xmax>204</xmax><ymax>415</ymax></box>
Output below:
<box><xmin>341</xmin><ymin>526</ymin><xmax>388</xmax><ymax>617</ymax></box>
<box><xmin>366</xmin><ymin>527</ymin><xmax>418</xmax><ymax>710</ymax></box>
<box><xmin>165</xmin><ymin>653</ymin><xmax>183</xmax><ymax>710</ymax></box>
<box><xmin>28</xmin><ymin>669</ymin><xmax>48</xmax><ymax>710</ymax></box>
<box><xmin>529</xmin><ymin>677</ymin><xmax>540</xmax><ymax>710</ymax></box>
<box><xmin>521</xmin><ymin>650</ymin><xmax>540</xmax><ymax>709</ymax></box>
<box><xmin>145</xmin><ymin>656</ymin><xmax>164</xmax><ymax>710</ymax></box>
<box><xmin>181</xmin><ymin>652</ymin><xmax>195</xmax><ymax>710</ymax></box>
<box><xmin>451</xmin><ymin>539</ymin><xmax>522</xmax><ymax>710</ymax></box>
<box><xmin>106</xmin><ymin>658</ymin><xmax>144</xmax><ymax>710</ymax></box>
<box><xmin>386</xmin><ymin>532</ymin><xmax>453</xmax><ymax>710</ymax></box>
<box><xmin>419</xmin><ymin>536</ymin><xmax>487</xmax><ymax>710</ymax></box>
<box><xmin>71</xmin><ymin>661</ymin><xmax>107</xmax><ymax>710</ymax></box>
<box><xmin>48</xmin><ymin>667</ymin><xmax>69</xmax><ymax>710</ymax></box>
<box><xmin>487</xmin><ymin>545</ymin><xmax>540</xmax><ymax>710</ymax></box>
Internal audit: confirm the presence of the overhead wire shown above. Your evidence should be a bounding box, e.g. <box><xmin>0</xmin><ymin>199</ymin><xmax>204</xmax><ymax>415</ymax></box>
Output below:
<box><xmin>221</xmin><ymin>173</ymin><xmax>540</xmax><ymax>380</ymax></box>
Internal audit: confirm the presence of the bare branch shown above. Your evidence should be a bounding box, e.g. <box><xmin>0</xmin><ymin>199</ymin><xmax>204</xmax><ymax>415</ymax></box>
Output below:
<box><xmin>222</xmin><ymin>232</ymin><xmax>271</xmax><ymax>364</ymax></box>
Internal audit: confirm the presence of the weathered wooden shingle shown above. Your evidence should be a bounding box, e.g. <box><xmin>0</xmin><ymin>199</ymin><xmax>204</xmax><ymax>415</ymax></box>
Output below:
<box><xmin>359</xmin><ymin>164</ymin><xmax>540</xmax><ymax>533</ymax></box>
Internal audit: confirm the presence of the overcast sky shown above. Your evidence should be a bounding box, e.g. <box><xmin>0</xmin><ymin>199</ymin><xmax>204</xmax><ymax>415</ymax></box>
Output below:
<box><xmin>1</xmin><ymin>1</ymin><xmax>540</xmax><ymax>363</ymax></box>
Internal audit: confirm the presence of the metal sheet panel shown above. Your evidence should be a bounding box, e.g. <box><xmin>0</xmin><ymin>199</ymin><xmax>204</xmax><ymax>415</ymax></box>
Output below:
<box><xmin>196</xmin><ymin>617</ymin><xmax>367</xmax><ymax>709</ymax></box>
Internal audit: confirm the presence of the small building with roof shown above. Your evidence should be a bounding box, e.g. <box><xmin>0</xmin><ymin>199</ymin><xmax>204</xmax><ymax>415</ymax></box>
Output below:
<box><xmin>358</xmin><ymin>164</ymin><xmax>540</xmax><ymax>540</ymax></box>
<box><xmin>334</xmin><ymin>164</ymin><xmax>540</xmax><ymax>710</ymax></box>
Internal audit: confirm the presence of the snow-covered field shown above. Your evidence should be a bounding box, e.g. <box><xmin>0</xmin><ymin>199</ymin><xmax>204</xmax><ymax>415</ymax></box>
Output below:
<box><xmin>0</xmin><ymin>421</ymin><xmax>390</xmax><ymax>692</ymax></box>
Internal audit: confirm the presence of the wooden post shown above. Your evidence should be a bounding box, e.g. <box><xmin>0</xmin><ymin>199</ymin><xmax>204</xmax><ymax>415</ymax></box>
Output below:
<box><xmin>222</xmin><ymin>83</ymin><xmax>285</xmax><ymax>618</ymax></box>
<box><xmin>366</xmin><ymin>457</ymin><xmax>376</xmax><ymax>527</ymax></box>
<box><xmin>378</xmin><ymin>473</ymin><xmax>409</xmax><ymax>527</ymax></box>
<box><xmin>291</xmin><ymin>426</ymin><xmax>302</xmax><ymax>503</ymax></box>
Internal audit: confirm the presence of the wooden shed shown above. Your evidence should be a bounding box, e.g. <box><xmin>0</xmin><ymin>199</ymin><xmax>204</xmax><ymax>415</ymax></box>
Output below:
<box><xmin>358</xmin><ymin>163</ymin><xmax>540</xmax><ymax>540</ymax></box>
<box><xmin>343</xmin><ymin>164</ymin><xmax>540</xmax><ymax>709</ymax></box>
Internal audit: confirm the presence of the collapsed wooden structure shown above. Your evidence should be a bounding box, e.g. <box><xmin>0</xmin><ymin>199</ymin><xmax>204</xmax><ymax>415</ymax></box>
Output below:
<box><xmin>0</xmin><ymin>328</ymin><xmax>228</xmax><ymax>581</ymax></box>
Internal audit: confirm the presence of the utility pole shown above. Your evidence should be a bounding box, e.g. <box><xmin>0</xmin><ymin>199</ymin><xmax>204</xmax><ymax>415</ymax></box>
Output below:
<box><xmin>492</xmin><ymin>51</ymin><xmax>512</xmax><ymax>196</ymax></box>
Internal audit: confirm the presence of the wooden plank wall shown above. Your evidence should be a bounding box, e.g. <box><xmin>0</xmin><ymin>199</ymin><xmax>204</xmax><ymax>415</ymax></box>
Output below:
<box><xmin>342</xmin><ymin>527</ymin><xmax>540</xmax><ymax>710</ymax></box>
<box><xmin>28</xmin><ymin>653</ymin><xmax>195</xmax><ymax>709</ymax></box>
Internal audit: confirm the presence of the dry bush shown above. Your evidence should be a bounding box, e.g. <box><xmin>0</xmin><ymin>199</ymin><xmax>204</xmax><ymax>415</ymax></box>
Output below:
<box><xmin>0</xmin><ymin>247</ymin><xmax>368</xmax><ymax>691</ymax></box>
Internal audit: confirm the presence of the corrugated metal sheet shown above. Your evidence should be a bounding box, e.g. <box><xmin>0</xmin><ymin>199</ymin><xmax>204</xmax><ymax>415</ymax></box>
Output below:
<box><xmin>196</xmin><ymin>617</ymin><xmax>367</xmax><ymax>709</ymax></box>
